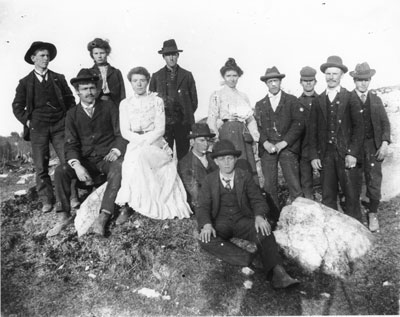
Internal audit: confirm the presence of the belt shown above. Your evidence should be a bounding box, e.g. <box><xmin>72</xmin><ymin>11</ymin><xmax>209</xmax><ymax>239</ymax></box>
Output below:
<box><xmin>134</xmin><ymin>130</ymin><xmax>150</xmax><ymax>135</ymax></box>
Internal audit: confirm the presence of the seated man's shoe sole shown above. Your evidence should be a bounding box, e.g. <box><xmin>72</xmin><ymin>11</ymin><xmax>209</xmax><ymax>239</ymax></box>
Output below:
<box><xmin>272</xmin><ymin>277</ymin><xmax>300</xmax><ymax>289</ymax></box>
<box><xmin>46</xmin><ymin>217</ymin><xmax>73</xmax><ymax>238</ymax></box>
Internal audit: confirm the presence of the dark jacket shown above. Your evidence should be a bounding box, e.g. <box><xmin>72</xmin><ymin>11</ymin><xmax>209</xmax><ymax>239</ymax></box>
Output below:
<box><xmin>12</xmin><ymin>70</ymin><xmax>75</xmax><ymax>126</ymax></box>
<box><xmin>196</xmin><ymin>168</ymin><xmax>269</xmax><ymax>230</ymax></box>
<box><xmin>353</xmin><ymin>90</ymin><xmax>391</xmax><ymax>149</ymax></box>
<box><xmin>64</xmin><ymin>99</ymin><xmax>127</xmax><ymax>162</ymax></box>
<box><xmin>80</xmin><ymin>64</ymin><xmax>126</xmax><ymax>107</ymax></box>
<box><xmin>298</xmin><ymin>92</ymin><xmax>319</xmax><ymax>159</ymax></box>
<box><xmin>254</xmin><ymin>90</ymin><xmax>304</xmax><ymax>156</ymax></box>
<box><xmin>178</xmin><ymin>151</ymin><xmax>217</xmax><ymax>208</ymax></box>
<box><xmin>309</xmin><ymin>87</ymin><xmax>364</xmax><ymax>161</ymax></box>
<box><xmin>149</xmin><ymin>65</ymin><xmax>198</xmax><ymax>125</ymax></box>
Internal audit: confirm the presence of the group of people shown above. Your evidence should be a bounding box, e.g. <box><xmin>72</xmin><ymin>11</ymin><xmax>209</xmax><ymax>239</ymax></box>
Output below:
<box><xmin>12</xmin><ymin>38</ymin><xmax>390</xmax><ymax>289</ymax></box>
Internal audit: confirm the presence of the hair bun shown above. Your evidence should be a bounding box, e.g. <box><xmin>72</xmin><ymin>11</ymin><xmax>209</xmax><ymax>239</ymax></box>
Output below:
<box><xmin>225</xmin><ymin>58</ymin><xmax>237</xmax><ymax>68</ymax></box>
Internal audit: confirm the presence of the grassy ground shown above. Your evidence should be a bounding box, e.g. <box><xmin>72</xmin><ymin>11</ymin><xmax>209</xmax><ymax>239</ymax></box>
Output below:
<box><xmin>1</xmin><ymin>167</ymin><xmax>399</xmax><ymax>316</ymax></box>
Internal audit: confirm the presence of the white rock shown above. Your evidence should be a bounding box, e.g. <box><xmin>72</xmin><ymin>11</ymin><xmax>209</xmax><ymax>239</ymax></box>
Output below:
<box><xmin>241</xmin><ymin>267</ymin><xmax>255</xmax><ymax>276</ymax></box>
<box><xmin>320</xmin><ymin>292</ymin><xmax>331</xmax><ymax>298</ymax></box>
<box><xmin>0</xmin><ymin>174</ymin><xmax>8</xmax><ymax>178</ymax></box>
<box><xmin>243</xmin><ymin>280</ymin><xmax>253</xmax><ymax>289</ymax></box>
<box><xmin>274</xmin><ymin>198</ymin><xmax>374</xmax><ymax>278</ymax></box>
<box><xmin>88</xmin><ymin>273</ymin><xmax>96</xmax><ymax>279</ymax></box>
<box><xmin>138</xmin><ymin>287</ymin><xmax>161</xmax><ymax>298</ymax></box>
<box><xmin>162</xmin><ymin>295</ymin><xmax>171</xmax><ymax>300</ymax></box>
<box><xmin>383</xmin><ymin>281</ymin><xmax>393</xmax><ymax>286</ymax></box>
<box><xmin>14</xmin><ymin>189</ymin><xmax>27</xmax><ymax>196</ymax></box>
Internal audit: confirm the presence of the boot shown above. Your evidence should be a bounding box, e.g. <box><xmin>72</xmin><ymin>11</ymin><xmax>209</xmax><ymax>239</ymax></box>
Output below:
<box><xmin>368</xmin><ymin>213</ymin><xmax>380</xmax><ymax>232</ymax></box>
<box><xmin>46</xmin><ymin>211</ymin><xmax>72</xmax><ymax>237</ymax></box>
<box><xmin>271</xmin><ymin>264</ymin><xmax>300</xmax><ymax>289</ymax></box>
<box><xmin>115</xmin><ymin>206</ymin><xmax>133</xmax><ymax>225</ymax></box>
<box><xmin>92</xmin><ymin>210</ymin><xmax>111</xmax><ymax>236</ymax></box>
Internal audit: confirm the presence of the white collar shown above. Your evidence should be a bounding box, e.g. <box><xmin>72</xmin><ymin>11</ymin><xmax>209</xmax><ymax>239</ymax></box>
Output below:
<box><xmin>81</xmin><ymin>101</ymin><xmax>95</xmax><ymax>109</ymax></box>
<box><xmin>355</xmin><ymin>89</ymin><xmax>368</xmax><ymax>98</ymax></box>
<box><xmin>219</xmin><ymin>171</ymin><xmax>235</xmax><ymax>186</ymax></box>
<box><xmin>326</xmin><ymin>85</ymin><xmax>341</xmax><ymax>94</ymax></box>
<box><xmin>267</xmin><ymin>90</ymin><xmax>281</xmax><ymax>99</ymax></box>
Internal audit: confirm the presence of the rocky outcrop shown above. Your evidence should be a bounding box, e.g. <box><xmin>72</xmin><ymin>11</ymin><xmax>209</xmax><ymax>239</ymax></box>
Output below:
<box><xmin>274</xmin><ymin>198</ymin><xmax>374</xmax><ymax>278</ymax></box>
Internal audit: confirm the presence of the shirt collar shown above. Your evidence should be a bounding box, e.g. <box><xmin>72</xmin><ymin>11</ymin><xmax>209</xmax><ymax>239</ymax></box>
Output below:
<box><xmin>219</xmin><ymin>171</ymin><xmax>235</xmax><ymax>183</ymax></box>
<box><xmin>326</xmin><ymin>85</ymin><xmax>341</xmax><ymax>94</ymax></box>
<box><xmin>301</xmin><ymin>91</ymin><xmax>317</xmax><ymax>98</ymax></box>
<box><xmin>355</xmin><ymin>89</ymin><xmax>368</xmax><ymax>98</ymax></box>
<box><xmin>81</xmin><ymin>101</ymin><xmax>95</xmax><ymax>109</ymax></box>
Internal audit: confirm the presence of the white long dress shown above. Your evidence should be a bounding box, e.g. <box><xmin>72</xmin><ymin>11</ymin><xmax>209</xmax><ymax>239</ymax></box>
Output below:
<box><xmin>115</xmin><ymin>92</ymin><xmax>192</xmax><ymax>219</ymax></box>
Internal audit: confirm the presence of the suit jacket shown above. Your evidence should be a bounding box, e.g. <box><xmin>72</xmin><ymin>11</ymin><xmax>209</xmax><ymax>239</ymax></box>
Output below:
<box><xmin>79</xmin><ymin>65</ymin><xmax>126</xmax><ymax>107</ymax></box>
<box><xmin>12</xmin><ymin>70</ymin><xmax>75</xmax><ymax>126</ymax></box>
<box><xmin>149</xmin><ymin>65</ymin><xmax>198</xmax><ymax>125</ymax></box>
<box><xmin>178</xmin><ymin>151</ymin><xmax>217</xmax><ymax>208</ymax></box>
<box><xmin>309</xmin><ymin>87</ymin><xmax>364</xmax><ymax>161</ymax></box>
<box><xmin>254</xmin><ymin>90</ymin><xmax>304</xmax><ymax>156</ymax></box>
<box><xmin>64</xmin><ymin>99</ymin><xmax>127</xmax><ymax>162</ymax></box>
<box><xmin>196</xmin><ymin>168</ymin><xmax>269</xmax><ymax>229</ymax></box>
<box><xmin>353</xmin><ymin>90</ymin><xmax>391</xmax><ymax>149</ymax></box>
<box><xmin>298</xmin><ymin>92</ymin><xmax>319</xmax><ymax>159</ymax></box>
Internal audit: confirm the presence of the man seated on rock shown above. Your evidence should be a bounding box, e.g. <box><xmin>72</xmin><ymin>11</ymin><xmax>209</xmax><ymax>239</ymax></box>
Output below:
<box><xmin>197</xmin><ymin>139</ymin><xmax>299</xmax><ymax>289</ymax></box>
<box><xmin>47</xmin><ymin>70</ymin><xmax>127</xmax><ymax>237</ymax></box>
<box><xmin>178</xmin><ymin>123</ymin><xmax>218</xmax><ymax>210</ymax></box>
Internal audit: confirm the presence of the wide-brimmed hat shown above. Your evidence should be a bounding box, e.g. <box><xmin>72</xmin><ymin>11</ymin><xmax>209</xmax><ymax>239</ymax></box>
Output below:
<box><xmin>70</xmin><ymin>68</ymin><xmax>99</xmax><ymax>86</ymax></box>
<box><xmin>158</xmin><ymin>39</ymin><xmax>183</xmax><ymax>55</ymax></box>
<box><xmin>320</xmin><ymin>55</ymin><xmax>348</xmax><ymax>73</ymax></box>
<box><xmin>260</xmin><ymin>66</ymin><xmax>285</xmax><ymax>82</ymax></box>
<box><xmin>188</xmin><ymin>123</ymin><xmax>216</xmax><ymax>139</ymax></box>
<box><xmin>24</xmin><ymin>41</ymin><xmax>57</xmax><ymax>64</ymax></box>
<box><xmin>300</xmin><ymin>66</ymin><xmax>317</xmax><ymax>80</ymax></box>
<box><xmin>210</xmin><ymin>139</ymin><xmax>242</xmax><ymax>159</ymax></box>
<box><xmin>349</xmin><ymin>62</ymin><xmax>376</xmax><ymax>79</ymax></box>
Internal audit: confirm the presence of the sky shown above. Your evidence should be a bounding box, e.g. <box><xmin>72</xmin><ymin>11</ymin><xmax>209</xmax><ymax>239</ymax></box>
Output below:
<box><xmin>0</xmin><ymin>0</ymin><xmax>399</xmax><ymax>136</ymax></box>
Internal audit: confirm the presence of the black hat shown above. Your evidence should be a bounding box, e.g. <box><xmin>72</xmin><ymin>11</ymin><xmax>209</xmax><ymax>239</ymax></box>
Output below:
<box><xmin>24</xmin><ymin>41</ymin><xmax>57</xmax><ymax>65</ymax></box>
<box><xmin>188</xmin><ymin>123</ymin><xmax>216</xmax><ymax>139</ymax></box>
<box><xmin>158</xmin><ymin>39</ymin><xmax>183</xmax><ymax>55</ymax></box>
<box><xmin>300</xmin><ymin>66</ymin><xmax>317</xmax><ymax>80</ymax></box>
<box><xmin>260</xmin><ymin>66</ymin><xmax>285</xmax><ymax>82</ymax></box>
<box><xmin>320</xmin><ymin>55</ymin><xmax>348</xmax><ymax>73</ymax></box>
<box><xmin>70</xmin><ymin>69</ymin><xmax>99</xmax><ymax>86</ymax></box>
<box><xmin>210</xmin><ymin>139</ymin><xmax>242</xmax><ymax>159</ymax></box>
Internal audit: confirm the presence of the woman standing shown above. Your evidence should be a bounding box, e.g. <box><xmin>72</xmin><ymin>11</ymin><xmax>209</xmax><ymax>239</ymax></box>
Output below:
<box><xmin>207</xmin><ymin>58</ymin><xmax>260</xmax><ymax>183</ymax></box>
<box><xmin>80</xmin><ymin>38</ymin><xmax>125</xmax><ymax>107</ymax></box>
<box><xmin>115</xmin><ymin>67</ymin><xmax>191</xmax><ymax>220</ymax></box>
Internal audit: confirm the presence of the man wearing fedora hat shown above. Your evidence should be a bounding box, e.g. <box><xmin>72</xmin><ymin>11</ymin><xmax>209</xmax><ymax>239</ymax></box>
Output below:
<box><xmin>254</xmin><ymin>66</ymin><xmax>304</xmax><ymax>221</ymax></box>
<box><xmin>12</xmin><ymin>41</ymin><xmax>76</xmax><ymax>213</ymax></box>
<box><xmin>149</xmin><ymin>39</ymin><xmax>198</xmax><ymax>160</ymax></box>
<box><xmin>350</xmin><ymin>62</ymin><xmax>391</xmax><ymax>231</ymax></box>
<box><xmin>178</xmin><ymin>123</ymin><xmax>217</xmax><ymax>209</ymax></box>
<box><xmin>309</xmin><ymin>56</ymin><xmax>364</xmax><ymax>222</ymax></box>
<box><xmin>197</xmin><ymin>139</ymin><xmax>299</xmax><ymax>289</ymax></box>
<box><xmin>298</xmin><ymin>66</ymin><xmax>319</xmax><ymax>200</ymax></box>
<box><xmin>47</xmin><ymin>69</ymin><xmax>127</xmax><ymax>237</ymax></box>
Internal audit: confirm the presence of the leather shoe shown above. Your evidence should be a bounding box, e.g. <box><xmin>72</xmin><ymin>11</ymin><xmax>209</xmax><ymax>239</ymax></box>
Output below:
<box><xmin>92</xmin><ymin>211</ymin><xmax>111</xmax><ymax>236</ymax></box>
<box><xmin>115</xmin><ymin>206</ymin><xmax>133</xmax><ymax>225</ymax></box>
<box><xmin>46</xmin><ymin>212</ymin><xmax>72</xmax><ymax>238</ymax></box>
<box><xmin>70</xmin><ymin>198</ymin><xmax>80</xmax><ymax>209</ymax></box>
<box><xmin>42</xmin><ymin>203</ymin><xmax>53</xmax><ymax>213</ymax></box>
<box><xmin>368</xmin><ymin>213</ymin><xmax>380</xmax><ymax>232</ymax></box>
<box><xmin>271</xmin><ymin>264</ymin><xmax>300</xmax><ymax>289</ymax></box>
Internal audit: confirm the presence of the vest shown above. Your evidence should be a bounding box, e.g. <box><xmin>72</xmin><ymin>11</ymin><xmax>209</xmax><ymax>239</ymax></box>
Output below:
<box><xmin>361</xmin><ymin>96</ymin><xmax>374</xmax><ymax>139</ymax></box>
<box><xmin>326</xmin><ymin>94</ymin><xmax>339</xmax><ymax>146</ymax></box>
<box><xmin>32</xmin><ymin>76</ymin><xmax>64</xmax><ymax>123</ymax></box>
<box><xmin>165</xmin><ymin>68</ymin><xmax>183</xmax><ymax>124</ymax></box>
<box><xmin>217</xmin><ymin>180</ymin><xmax>242</xmax><ymax>220</ymax></box>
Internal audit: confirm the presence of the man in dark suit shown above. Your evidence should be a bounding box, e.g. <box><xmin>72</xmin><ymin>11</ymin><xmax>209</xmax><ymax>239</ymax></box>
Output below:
<box><xmin>254</xmin><ymin>67</ymin><xmax>304</xmax><ymax>221</ymax></box>
<box><xmin>178</xmin><ymin>123</ymin><xmax>218</xmax><ymax>209</ymax></box>
<box><xmin>197</xmin><ymin>139</ymin><xmax>299</xmax><ymax>289</ymax></box>
<box><xmin>47</xmin><ymin>70</ymin><xmax>127</xmax><ymax>237</ymax></box>
<box><xmin>309</xmin><ymin>56</ymin><xmax>364</xmax><ymax>222</ymax></box>
<box><xmin>149</xmin><ymin>39</ymin><xmax>198</xmax><ymax>160</ymax></box>
<box><xmin>350</xmin><ymin>62</ymin><xmax>391</xmax><ymax>231</ymax></box>
<box><xmin>298</xmin><ymin>66</ymin><xmax>319</xmax><ymax>199</ymax></box>
<box><xmin>12</xmin><ymin>41</ymin><xmax>76</xmax><ymax>213</ymax></box>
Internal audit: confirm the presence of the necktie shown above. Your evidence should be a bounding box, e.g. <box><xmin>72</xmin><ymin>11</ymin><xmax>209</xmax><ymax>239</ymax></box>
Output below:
<box><xmin>361</xmin><ymin>93</ymin><xmax>367</xmax><ymax>104</ymax></box>
<box><xmin>86</xmin><ymin>107</ymin><xmax>94</xmax><ymax>118</ymax></box>
<box><xmin>35</xmin><ymin>71</ymin><xmax>47</xmax><ymax>83</ymax></box>
<box><xmin>223</xmin><ymin>178</ymin><xmax>232</xmax><ymax>191</ymax></box>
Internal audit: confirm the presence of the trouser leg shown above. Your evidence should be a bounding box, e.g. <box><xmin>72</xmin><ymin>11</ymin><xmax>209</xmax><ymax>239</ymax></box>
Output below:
<box><xmin>363</xmin><ymin>139</ymin><xmax>382</xmax><ymax>204</ymax></box>
<box><xmin>96</xmin><ymin>158</ymin><xmax>123</xmax><ymax>215</ymax></box>
<box><xmin>54</xmin><ymin>163</ymin><xmax>76</xmax><ymax>213</ymax></box>
<box><xmin>261</xmin><ymin>152</ymin><xmax>280</xmax><ymax>221</ymax></box>
<box><xmin>279</xmin><ymin>149</ymin><xmax>303</xmax><ymax>203</ymax></box>
<box><xmin>30</xmin><ymin>121</ymin><xmax>53</xmax><ymax>204</ymax></box>
<box><xmin>300</xmin><ymin>157</ymin><xmax>314</xmax><ymax>199</ymax></box>
<box><xmin>173</xmin><ymin>122</ymin><xmax>191</xmax><ymax>160</ymax></box>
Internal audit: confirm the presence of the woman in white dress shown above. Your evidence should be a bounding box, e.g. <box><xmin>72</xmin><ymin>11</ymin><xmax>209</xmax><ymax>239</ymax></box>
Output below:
<box><xmin>207</xmin><ymin>58</ymin><xmax>260</xmax><ymax>184</ymax></box>
<box><xmin>115</xmin><ymin>67</ymin><xmax>192</xmax><ymax>220</ymax></box>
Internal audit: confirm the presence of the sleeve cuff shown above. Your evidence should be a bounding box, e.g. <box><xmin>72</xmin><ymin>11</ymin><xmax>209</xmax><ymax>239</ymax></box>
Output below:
<box><xmin>111</xmin><ymin>148</ymin><xmax>121</xmax><ymax>157</ymax></box>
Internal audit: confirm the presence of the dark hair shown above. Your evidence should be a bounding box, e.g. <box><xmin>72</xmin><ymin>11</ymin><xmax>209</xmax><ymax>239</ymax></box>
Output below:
<box><xmin>87</xmin><ymin>38</ymin><xmax>111</xmax><ymax>57</ymax></box>
<box><xmin>72</xmin><ymin>80</ymin><xmax>97</xmax><ymax>91</ymax></box>
<box><xmin>220</xmin><ymin>58</ymin><xmax>243</xmax><ymax>77</ymax></box>
<box><xmin>127</xmin><ymin>67</ymin><xmax>151</xmax><ymax>82</ymax></box>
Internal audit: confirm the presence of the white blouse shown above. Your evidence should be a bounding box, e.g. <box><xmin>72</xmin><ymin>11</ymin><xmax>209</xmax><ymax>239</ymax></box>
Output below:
<box><xmin>207</xmin><ymin>85</ymin><xmax>260</xmax><ymax>141</ymax></box>
<box><xmin>119</xmin><ymin>92</ymin><xmax>165</xmax><ymax>149</ymax></box>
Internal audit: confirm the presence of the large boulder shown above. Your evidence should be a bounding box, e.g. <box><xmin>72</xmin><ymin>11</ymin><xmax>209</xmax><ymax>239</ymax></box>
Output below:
<box><xmin>274</xmin><ymin>198</ymin><xmax>374</xmax><ymax>278</ymax></box>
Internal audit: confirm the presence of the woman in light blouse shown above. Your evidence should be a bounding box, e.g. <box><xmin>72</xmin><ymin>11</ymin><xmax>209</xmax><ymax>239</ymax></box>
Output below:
<box><xmin>207</xmin><ymin>58</ymin><xmax>260</xmax><ymax>184</ymax></box>
<box><xmin>115</xmin><ymin>67</ymin><xmax>191</xmax><ymax>221</ymax></box>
